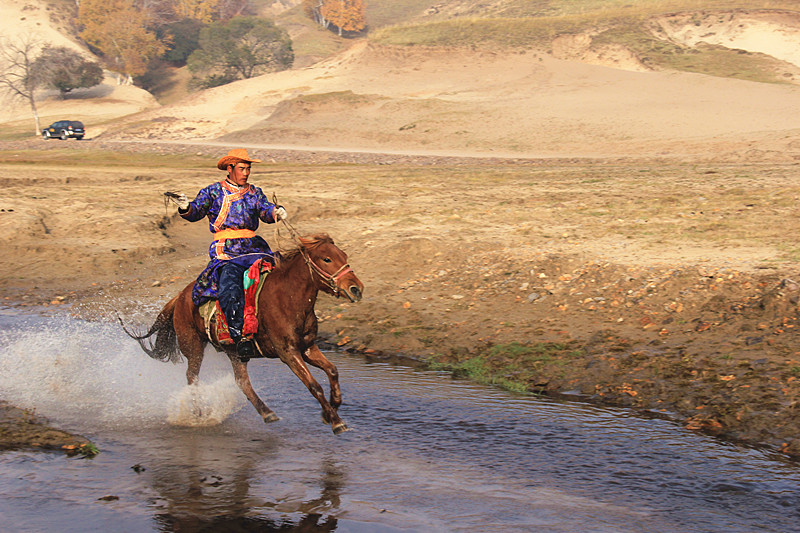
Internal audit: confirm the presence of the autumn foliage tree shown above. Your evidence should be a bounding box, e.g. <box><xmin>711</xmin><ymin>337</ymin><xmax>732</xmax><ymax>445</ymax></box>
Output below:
<box><xmin>78</xmin><ymin>0</ymin><xmax>168</xmax><ymax>83</ymax></box>
<box><xmin>173</xmin><ymin>0</ymin><xmax>219</xmax><ymax>23</ymax></box>
<box><xmin>304</xmin><ymin>0</ymin><xmax>366</xmax><ymax>36</ymax></box>
<box><xmin>323</xmin><ymin>0</ymin><xmax>366</xmax><ymax>36</ymax></box>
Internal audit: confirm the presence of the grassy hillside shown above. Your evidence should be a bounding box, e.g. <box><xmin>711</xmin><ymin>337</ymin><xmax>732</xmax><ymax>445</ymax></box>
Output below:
<box><xmin>365</xmin><ymin>0</ymin><xmax>438</xmax><ymax>29</ymax></box>
<box><xmin>275</xmin><ymin>0</ymin><xmax>447</xmax><ymax>68</ymax></box>
<box><xmin>370</xmin><ymin>0</ymin><xmax>800</xmax><ymax>84</ymax></box>
<box><xmin>276</xmin><ymin>7</ymin><xmax>351</xmax><ymax>67</ymax></box>
<box><xmin>421</xmin><ymin>0</ymin><xmax>800</xmax><ymax>19</ymax></box>
<box><xmin>373</xmin><ymin>1</ymin><xmax>800</xmax><ymax>46</ymax></box>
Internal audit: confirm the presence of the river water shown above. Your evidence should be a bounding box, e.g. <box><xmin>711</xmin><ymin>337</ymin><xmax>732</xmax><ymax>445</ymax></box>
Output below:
<box><xmin>0</xmin><ymin>312</ymin><xmax>798</xmax><ymax>532</ymax></box>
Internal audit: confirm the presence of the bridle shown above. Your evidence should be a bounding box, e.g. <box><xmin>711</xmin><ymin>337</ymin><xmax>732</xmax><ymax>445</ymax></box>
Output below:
<box><xmin>270</xmin><ymin>194</ymin><xmax>353</xmax><ymax>297</ymax></box>
<box><xmin>301</xmin><ymin>252</ymin><xmax>353</xmax><ymax>297</ymax></box>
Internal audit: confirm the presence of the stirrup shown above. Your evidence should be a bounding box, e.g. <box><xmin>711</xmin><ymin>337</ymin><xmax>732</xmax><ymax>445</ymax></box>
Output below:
<box><xmin>236</xmin><ymin>338</ymin><xmax>255</xmax><ymax>361</ymax></box>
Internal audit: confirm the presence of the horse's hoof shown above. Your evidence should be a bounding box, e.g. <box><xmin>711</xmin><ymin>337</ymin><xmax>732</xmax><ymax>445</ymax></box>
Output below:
<box><xmin>332</xmin><ymin>422</ymin><xmax>350</xmax><ymax>435</ymax></box>
<box><xmin>263</xmin><ymin>412</ymin><xmax>280</xmax><ymax>424</ymax></box>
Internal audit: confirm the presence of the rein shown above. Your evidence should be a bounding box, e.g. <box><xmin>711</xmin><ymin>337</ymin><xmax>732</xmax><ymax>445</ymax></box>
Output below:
<box><xmin>271</xmin><ymin>194</ymin><xmax>351</xmax><ymax>297</ymax></box>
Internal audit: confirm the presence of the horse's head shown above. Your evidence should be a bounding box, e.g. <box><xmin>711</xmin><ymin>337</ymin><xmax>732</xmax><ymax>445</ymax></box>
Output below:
<box><xmin>298</xmin><ymin>234</ymin><xmax>364</xmax><ymax>302</ymax></box>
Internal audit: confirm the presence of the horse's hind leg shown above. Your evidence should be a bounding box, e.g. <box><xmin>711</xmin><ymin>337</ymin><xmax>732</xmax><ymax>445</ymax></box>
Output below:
<box><xmin>230</xmin><ymin>358</ymin><xmax>280</xmax><ymax>424</ymax></box>
<box><xmin>185</xmin><ymin>342</ymin><xmax>205</xmax><ymax>386</ymax></box>
<box><xmin>176</xmin><ymin>326</ymin><xmax>206</xmax><ymax>386</ymax></box>
<box><xmin>303</xmin><ymin>345</ymin><xmax>342</xmax><ymax>409</ymax></box>
<box><xmin>284</xmin><ymin>350</ymin><xmax>348</xmax><ymax>434</ymax></box>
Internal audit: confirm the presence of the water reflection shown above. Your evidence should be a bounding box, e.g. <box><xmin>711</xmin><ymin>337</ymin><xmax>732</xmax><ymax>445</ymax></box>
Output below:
<box><xmin>141</xmin><ymin>431</ymin><xmax>343</xmax><ymax>532</ymax></box>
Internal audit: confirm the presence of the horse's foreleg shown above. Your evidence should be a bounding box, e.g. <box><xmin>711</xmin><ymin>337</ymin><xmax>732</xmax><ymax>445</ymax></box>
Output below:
<box><xmin>303</xmin><ymin>345</ymin><xmax>342</xmax><ymax>409</ymax></box>
<box><xmin>230</xmin><ymin>358</ymin><xmax>280</xmax><ymax>424</ymax></box>
<box><xmin>284</xmin><ymin>351</ymin><xmax>348</xmax><ymax>434</ymax></box>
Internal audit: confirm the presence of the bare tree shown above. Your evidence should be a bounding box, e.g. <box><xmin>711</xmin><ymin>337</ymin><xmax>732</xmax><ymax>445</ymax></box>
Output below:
<box><xmin>216</xmin><ymin>0</ymin><xmax>254</xmax><ymax>21</ymax></box>
<box><xmin>303</xmin><ymin>0</ymin><xmax>330</xmax><ymax>29</ymax></box>
<box><xmin>0</xmin><ymin>35</ymin><xmax>46</xmax><ymax>136</ymax></box>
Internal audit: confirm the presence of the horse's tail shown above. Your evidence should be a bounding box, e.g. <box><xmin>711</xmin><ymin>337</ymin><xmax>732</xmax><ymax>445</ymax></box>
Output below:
<box><xmin>118</xmin><ymin>295</ymin><xmax>182</xmax><ymax>363</ymax></box>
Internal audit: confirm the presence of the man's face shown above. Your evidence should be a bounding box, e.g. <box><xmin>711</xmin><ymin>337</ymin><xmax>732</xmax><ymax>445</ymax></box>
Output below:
<box><xmin>228</xmin><ymin>163</ymin><xmax>251</xmax><ymax>186</ymax></box>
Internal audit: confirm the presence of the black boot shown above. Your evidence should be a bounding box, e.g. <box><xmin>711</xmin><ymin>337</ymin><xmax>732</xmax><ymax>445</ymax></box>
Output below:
<box><xmin>236</xmin><ymin>338</ymin><xmax>255</xmax><ymax>362</ymax></box>
<box><xmin>229</xmin><ymin>325</ymin><xmax>252</xmax><ymax>363</ymax></box>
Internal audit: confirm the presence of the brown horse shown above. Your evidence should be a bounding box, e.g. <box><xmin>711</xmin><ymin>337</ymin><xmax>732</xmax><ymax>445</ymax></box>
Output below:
<box><xmin>122</xmin><ymin>233</ymin><xmax>364</xmax><ymax>434</ymax></box>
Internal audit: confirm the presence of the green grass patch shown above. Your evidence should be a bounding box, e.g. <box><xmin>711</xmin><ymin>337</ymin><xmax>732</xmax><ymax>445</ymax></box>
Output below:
<box><xmin>426</xmin><ymin>341</ymin><xmax>583</xmax><ymax>394</ymax></box>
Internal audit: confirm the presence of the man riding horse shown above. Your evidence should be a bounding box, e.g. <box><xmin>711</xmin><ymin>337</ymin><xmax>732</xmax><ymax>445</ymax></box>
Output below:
<box><xmin>174</xmin><ymin>148</ymin><xmax>287</xmax><ymax>361</ymax></box>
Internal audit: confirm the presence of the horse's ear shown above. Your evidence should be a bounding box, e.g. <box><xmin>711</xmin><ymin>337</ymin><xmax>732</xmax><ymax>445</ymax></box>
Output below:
<box><xmin>299</xmin><ymin>233</ymin><xmax>334</xmax><ymax>249</ymax></box>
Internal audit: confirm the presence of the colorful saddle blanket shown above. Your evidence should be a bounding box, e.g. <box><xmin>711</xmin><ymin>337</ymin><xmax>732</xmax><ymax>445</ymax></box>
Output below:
<box><xmin>199</xmin><ymin>258</ymin><xmax>274</xmax><ymax>345</ymax></box>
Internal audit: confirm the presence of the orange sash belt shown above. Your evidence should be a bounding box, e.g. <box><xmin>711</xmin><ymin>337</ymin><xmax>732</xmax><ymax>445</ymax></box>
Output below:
<box><xmin>214</xmin><ymin>229</ymin><xmax>255</xmax><ymax>241</ymax></box>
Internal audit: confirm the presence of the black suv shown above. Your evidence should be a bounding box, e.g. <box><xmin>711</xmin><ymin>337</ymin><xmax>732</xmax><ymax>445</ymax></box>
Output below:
<box><xmin>42</xmin><ymin>120</ymin><xmax>85</xmax><ymax>140</ymax></box>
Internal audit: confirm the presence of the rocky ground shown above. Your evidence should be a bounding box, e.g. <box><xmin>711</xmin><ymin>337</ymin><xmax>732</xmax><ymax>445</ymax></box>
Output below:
<box><xmin>0</xmin><ymin>401</ymin><xmax>96</xmax><ymax>456</ymax></box>
<box><xmin>1</xmin><ymin>139</ymin><xmax>800</xmax><ymax>458</ymax></box>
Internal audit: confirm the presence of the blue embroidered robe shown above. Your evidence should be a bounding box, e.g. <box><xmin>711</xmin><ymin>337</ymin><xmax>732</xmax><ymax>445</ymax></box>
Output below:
<box><xmin>180</xmin><ymin>180</ymin><xmax>279</xmax><ymax>305</ymax></box>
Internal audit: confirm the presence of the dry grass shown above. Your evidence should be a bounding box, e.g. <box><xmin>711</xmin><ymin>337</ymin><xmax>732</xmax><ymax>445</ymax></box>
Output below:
<box><xmin>371</xmin><ymin>17</ymin><xmax>586</xmax><ymax>48</ymax></box>
<box><xmin>0</xmin><ymin>147</ymin><xmax>208</xmax><ymax>169</ymax></box>
<box><xmin>592</xmin><ymin>22</ymin><xmax>799</xmax><ymax>83</ymax></box>
<box><xmin>365</xmin><ymin>0</ymin><xmax>437</xmax><ymax>29</ymax></box>
<box><xmin>3</xmin><ymin>147</ymin><xmax>799</xmax><ymax>268</ymax></box>
<box><xmin>371</xmin><ymin>1</ymin><xmax>800</xmax><ymax>84</ymax></box>
<box><xmin>458</xmin><ymin>0</ymin><xmax>800</xmax><ymax>19</ymax></box>
<box><xmin>276</xmin><ymin>8</ymin><xmax>349</xmax><ymax>62</ymax></box>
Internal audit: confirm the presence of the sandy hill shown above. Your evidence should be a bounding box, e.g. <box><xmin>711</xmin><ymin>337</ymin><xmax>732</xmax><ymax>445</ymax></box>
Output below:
<box><xmin>3</xmin><ymin>1</ymin><xmax>800</xmax><ymax>161</ymax></box>
<box><xmin>0</xmin><ymin>0</ymin><xmax>157</xmax><ymax>128</ymax></box>
<box><xmin>102</xmin><ymin>37</ymin><xmax>800</xmax><ymax>161</ymax></box>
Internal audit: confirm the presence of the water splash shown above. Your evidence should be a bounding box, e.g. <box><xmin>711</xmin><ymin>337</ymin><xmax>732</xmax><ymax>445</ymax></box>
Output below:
<box><xmin>0</xmin><ymin>315</ymin><xmax>244</xmax><ymax>429</ymax></box>
<box><xmin>167</xmin><ymin>377</ymin><xmax>243</xmax><ymax>427</ymax></box>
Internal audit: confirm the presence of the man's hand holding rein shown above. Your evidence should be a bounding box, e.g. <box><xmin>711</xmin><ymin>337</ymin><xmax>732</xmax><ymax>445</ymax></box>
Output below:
<box><xmin>176</xmin><ymin>193</ymin><xmax>190</xmax><ymax>212</ymax></box>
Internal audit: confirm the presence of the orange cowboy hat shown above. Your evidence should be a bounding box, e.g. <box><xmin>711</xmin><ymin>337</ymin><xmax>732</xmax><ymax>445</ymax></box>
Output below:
<box><xmin>216</xmin><ymin>148</ymin><xmax>263</xmax><ymax>170</ymax></box>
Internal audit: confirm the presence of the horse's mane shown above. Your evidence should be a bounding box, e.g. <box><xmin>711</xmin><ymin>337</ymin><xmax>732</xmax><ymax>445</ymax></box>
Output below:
<box><xmin>276</xmin><ymin>233</ymin><xmax>334</xmax><ymax>269</ymax></box>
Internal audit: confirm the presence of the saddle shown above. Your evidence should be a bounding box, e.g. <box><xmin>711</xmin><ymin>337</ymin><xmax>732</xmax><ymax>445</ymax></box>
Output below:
<box><xmin>199</xmin><ymin>259</ymin><xmax>274</xmax><ymax>347</ymax></box>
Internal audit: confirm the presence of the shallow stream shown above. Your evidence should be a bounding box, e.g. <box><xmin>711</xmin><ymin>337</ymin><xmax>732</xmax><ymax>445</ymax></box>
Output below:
<box><xmin>0</xmin><ymin>313</ymin><xmax>798</xmax><ymax>532</ymax></box>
